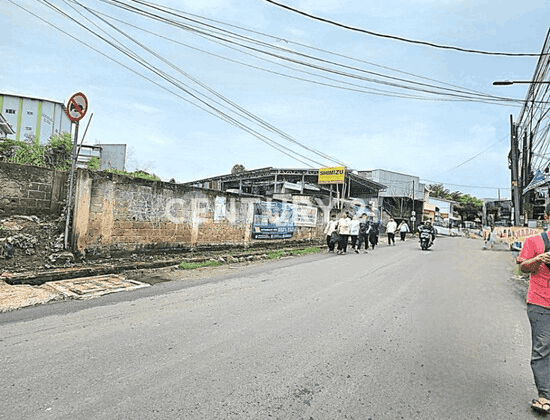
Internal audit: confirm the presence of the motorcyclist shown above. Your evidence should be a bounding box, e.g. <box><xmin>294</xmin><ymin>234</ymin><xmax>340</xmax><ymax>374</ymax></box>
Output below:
<box><xmin>418</xmin><ymin>220</ymin><xmax>436</xmax><ymax>245</ymax></box>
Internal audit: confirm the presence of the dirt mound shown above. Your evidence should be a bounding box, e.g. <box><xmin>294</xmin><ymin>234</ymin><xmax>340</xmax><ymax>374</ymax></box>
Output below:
<box><xmin>0</xmin><ymin>215</ymin><xmax>66</xmax><ymax>272</ymax></box>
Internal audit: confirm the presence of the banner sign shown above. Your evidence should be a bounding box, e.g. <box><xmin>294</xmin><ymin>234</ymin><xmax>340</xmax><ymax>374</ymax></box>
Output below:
<box><xmin>252</xmin><ymin>201</ymin><xmax>295</xmax><ymax>239</ymax></box>
<box><xmin>318</xmin><ymin>167</ymin><xmax>345</xmax><ymax>184</ymax></box>
<box><xmin>295</xmin><ymin>205</ymin><xmax>317</xmax><ymax>227</ymax></box>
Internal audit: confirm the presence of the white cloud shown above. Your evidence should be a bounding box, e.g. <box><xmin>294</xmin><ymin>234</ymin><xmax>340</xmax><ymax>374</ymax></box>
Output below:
<box><xmin>133</xmin><ymin>103</ymin><xmax>162</xmax><ymax>114</ymax></box>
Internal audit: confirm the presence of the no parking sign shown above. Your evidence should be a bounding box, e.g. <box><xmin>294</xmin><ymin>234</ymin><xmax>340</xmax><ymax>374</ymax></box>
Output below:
<box><xmin>66</xmin><ymin>92</ymin><xmax>88</xmax><ymax>122</ymax></box>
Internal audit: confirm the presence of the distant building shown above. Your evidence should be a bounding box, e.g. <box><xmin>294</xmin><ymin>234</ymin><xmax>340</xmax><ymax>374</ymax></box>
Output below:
<box><xmin>77</xmin><ymin>144</ymin><xmax>127</xmax><ymax>171</ymax></box>
<box><xmin>359</xmin><ymin>169</ymin><xmax>426</xmax><ymax>229</ymax></box>
<box><xmin>184</xmin><ymin>167</ymin><xmax>386</xmax><ymax>220</ymax></box>
<box><xmin>96</xmin><ymin>144</ymin><xmax>126</xmax><ymax>171</ymax></box>
<box><xmin>0</xmin><ymin>92</ymin><xmax>71</xmax><ymax>144</ymax></box>
<box><xmin>424</xmin><ymin>197</ymin><xmax>460</xmax><ymax>227</ymax></box>
<box><xmin>76</xmin><ymin>145</ymin><xmax>102</xmax><ymax>169</ymax></box>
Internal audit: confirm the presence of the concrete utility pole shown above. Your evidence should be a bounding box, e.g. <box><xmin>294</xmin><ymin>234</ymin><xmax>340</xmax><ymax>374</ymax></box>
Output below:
<box><xmin>510</xmin><ymin>115</ymin><xmax>521</xmax><ymax>226</ymax></box>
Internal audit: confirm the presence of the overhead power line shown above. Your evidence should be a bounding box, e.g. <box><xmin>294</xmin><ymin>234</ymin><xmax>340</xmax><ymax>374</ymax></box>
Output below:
<box><xmin>441</xmin><ymin>134</ymin><xmax>509</xmax><ymax>174</ymax></box>
<box><xmin>65</xmin><ymin>0</ymin><xmax>346</xmax><ymax>167</ymax></box>
<box><xmin>420</xmin><ymin>179</ymin><xmax>508</xmax><ymax>191</ymax></box>
<box><xmin>22</xmin><ymin>0</ymin><xmax>346</xmax><ymax>168</ymax></box>
<box><xmin>92</xmin><ymin>0</ymin><xmax>536</xmax><ymax>106</ymax></box>
<box><xmin>265</xmin><ymin>0</ymin><xmax>545</xmax><ymax>57</ymax></box>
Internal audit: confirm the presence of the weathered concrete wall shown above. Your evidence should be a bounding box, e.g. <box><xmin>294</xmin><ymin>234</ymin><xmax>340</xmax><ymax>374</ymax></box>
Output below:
<box><xmin>72</xmin><ymin>170</ymin><xmax>326</xmax><ymax>257</ymax></box>
<box><xmin>0</xmin><ymin>162</ymin><xmax>68</xmax><ymax>217</ymax></box>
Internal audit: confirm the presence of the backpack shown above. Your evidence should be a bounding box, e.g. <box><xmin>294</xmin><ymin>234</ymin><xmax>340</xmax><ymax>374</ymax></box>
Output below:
<box><xmin>540</xmin><ymin>232</ymin><xmax>550</xmax><ymax>270</ymax></box>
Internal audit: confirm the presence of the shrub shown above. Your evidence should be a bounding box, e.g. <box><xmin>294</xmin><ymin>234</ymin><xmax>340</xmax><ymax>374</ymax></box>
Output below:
<box><xmin>87</xmin><ymin>156</ymin><xmax>100</xmax><ymax>170</ymax></box>
<box><xmin>107</xmin><ymin>169</ymin><xmax>161</xmax><ymax>181</ymax></box>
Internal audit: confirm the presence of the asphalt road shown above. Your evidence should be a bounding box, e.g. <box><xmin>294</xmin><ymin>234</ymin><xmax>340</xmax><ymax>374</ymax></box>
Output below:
<box><xmin>0</xmin><ymin>236</ymin><xmax>539</xmax><ymax>420</ymax></box>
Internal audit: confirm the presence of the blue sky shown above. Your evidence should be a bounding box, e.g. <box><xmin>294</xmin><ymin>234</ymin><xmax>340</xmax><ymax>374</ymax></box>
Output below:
<box><xmin>2</xmin><ymin>0</ymin><xmax>549</xmax><ymax>199</ymax></box>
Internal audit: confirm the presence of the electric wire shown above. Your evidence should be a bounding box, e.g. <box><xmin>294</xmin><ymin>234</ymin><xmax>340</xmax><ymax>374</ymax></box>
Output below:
<box><xmin>441</xmin><ymin>134</ymin><xmax>509</xmax><ymax>174</ymax></box>
<box><xmin>95</xmin><ymin>0</ymin><xmax>531</xmax><ymax>105</ymax></box>
<box><xmin>15</xmin><ymin>0</ymin><xmax>323</xmax><ymax>168</ymax></box>
<box><xmin>64</xmin><ymin>0</ymin><xmax>347</xmax><ymax>167</ymax></box>
<box><xmin>6</xmin><ymin>0</ymin><xmax>531</xmax><ymax>190</ymax></box>
<box><xmin>265</xmin><ymin>0</ymin><xmax>546</xmax><ymax>57</ymax></box>
<box><xmin>43</xmin><ymin>0</ymin><xmax>351</xmax><ymax>169</ymax></box>
<box><xmin>88</xmin><ymin>8</ymin><xmax>477</xmax><ymax>104</ymax></box>
<box><xmin>126</xmin><ymin>0</ymin><xmax>503</xmax><ymax>96</ymax></box>
<box><xmin>420</xmin><ymin>179</ymin><xmax>508</xmax><ymax>191</ymax></box>
<box><xmin>92</xmin><ymin>4</ymin><xmax>523</xmax><ymax>106</ymax></box>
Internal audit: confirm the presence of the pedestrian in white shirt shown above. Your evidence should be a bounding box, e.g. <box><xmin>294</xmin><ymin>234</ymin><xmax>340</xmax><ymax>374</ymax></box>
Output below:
<box><xmin>386</xmin><ymin>218</ymin><xmax>397</xmax><ymax>246</ymax></box>
<box><xmin>349</xmin><ymin>215</ymin><xmax>360</xmax><ymax>253</ymax></box>
<box><xmin>324</xmin><ymin>214</ymin><xmax>339</xmax><ymax>252</ymax></box>
<box><xmin>337</xmin><ymin>212</ymin><xmax>351</xmax><ymax>254</ymax></box>
<box><xmin>398</xmin><ymin>220</ymin><xmax>410</xmax><ymax>241</ymax></box>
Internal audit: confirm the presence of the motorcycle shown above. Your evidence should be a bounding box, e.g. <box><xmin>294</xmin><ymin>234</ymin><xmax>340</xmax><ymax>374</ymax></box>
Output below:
<box><xmin>419</xmin><ymin>229</ymin><xmax>433</xmax><ymax>250</ymax></box>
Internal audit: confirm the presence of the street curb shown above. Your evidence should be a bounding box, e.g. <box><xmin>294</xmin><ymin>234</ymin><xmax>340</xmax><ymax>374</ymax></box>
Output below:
<box><xmin>2</xmin><ymin>246</ymin><xmax>324</xmax><ymax>286</ymax></box>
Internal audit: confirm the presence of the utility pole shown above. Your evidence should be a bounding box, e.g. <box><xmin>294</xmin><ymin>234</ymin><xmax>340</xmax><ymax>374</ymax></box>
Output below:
<box><xmin>411</xmin><ymin>180</ymin><xmax>416</xmax><ymax>232</ymax></box>
<box><xmin>64</xmin><ymin>121</ymin><xmax>79</xmax><ymax>249</ymax></box>
<box><xmin>510</xmin><ymin>114</ymin><xmax>521</xmax><ymax>226</ymax></box>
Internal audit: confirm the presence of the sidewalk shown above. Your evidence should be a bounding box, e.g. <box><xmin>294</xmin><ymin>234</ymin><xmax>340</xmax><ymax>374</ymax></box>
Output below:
<box><xmin>0</xmin><ymin>274</ymin><xmax>149</xmax><ymax>312</ymax></box>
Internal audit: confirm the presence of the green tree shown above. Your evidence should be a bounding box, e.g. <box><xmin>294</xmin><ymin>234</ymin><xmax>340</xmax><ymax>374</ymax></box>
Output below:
<box><xmin>428</xmin><ymin>183</ymin><xmax>450</xmax><ymax>199</ymax></box>
<box><xmin>231</xmin><ymin>163</ymin><xmax>246</xmax><ymax>174</ymax></box>
<box><xmin>454</xmin><ymin>195</ymin><xmax>483</xmax><ymax>221</ymax></box>
<box><xmin>449</xmin><ymin>191</ymin><xmax>463</xmax><ymax>201</ymax></box>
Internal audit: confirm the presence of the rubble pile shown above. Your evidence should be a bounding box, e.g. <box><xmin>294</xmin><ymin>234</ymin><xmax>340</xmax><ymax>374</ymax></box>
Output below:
<box><xmin>0</xmin><ymin>215</ymin><xmax>66</xmax><ymax>272</ymax></box>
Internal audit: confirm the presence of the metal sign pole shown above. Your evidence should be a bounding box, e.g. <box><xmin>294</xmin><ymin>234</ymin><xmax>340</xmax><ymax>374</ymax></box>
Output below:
<box><xmin>64</xmin><ymin>121</ymin><xmax>80</xmax><ymax>250</ymax></box>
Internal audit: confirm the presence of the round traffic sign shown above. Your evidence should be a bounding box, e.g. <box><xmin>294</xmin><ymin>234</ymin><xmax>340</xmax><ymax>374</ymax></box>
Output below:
<box><xmin>66</xmin><ymin>92</ymin><xmax>88</xmax><ymax>122</ymax></box>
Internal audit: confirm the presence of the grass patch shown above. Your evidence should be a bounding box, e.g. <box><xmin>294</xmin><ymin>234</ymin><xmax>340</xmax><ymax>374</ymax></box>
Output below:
<box><xmin>267</xmin><ymin>247</ymin><xmax>321</xmax><ymax>259</ymax></box>
<box><xmin>179</xmin><ymin>260</ymin><xmax>223</xmax><ymax>270</ymax></box>
<box><xmin>267</xmin><ymin>250</ymin><xmax>285</xmax><ymax>259</ymax></box>
<box><xmin>289</xmin><ymin>247</ymin><xmax>321</xmax><ymax>255</ymax></box>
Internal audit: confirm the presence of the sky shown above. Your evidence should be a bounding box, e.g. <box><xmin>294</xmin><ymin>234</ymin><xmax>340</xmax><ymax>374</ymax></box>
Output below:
<box><xmin>1</xmin><ymin>0</ymin><xmax>549</xmax><ymax>200</ymax></box>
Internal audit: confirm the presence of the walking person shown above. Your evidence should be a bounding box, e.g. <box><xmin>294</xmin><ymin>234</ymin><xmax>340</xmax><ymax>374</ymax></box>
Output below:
<box><xmin>357</xmin><ymin>213</ymin><xmax>370</xmax><ymax>254</ymax></box>
<box><xmin>517</xmin><ymin>203</ymin><xmax>550</xmax><ymax>414</ymax></box>
<box><xmin>386</xmin><ymin>218</ymin><xmax>397</xmax><ymax>246</ymax></box>
<box><xmin>369</xmin><ymin>220</ymin><xmax>379</xmax><ymax>250</ymax></box>
<box><xmin>337</xmin><ymin>212</ymin><xmax>351</xmax><ymax>254</ymax></box>
<box><xmin>349</xmin><ymin>215</ymin><xmax>360</xmax><ymax>253</ymax></box>
<box><xmin>324</xmin><ymin>214</ymin><xmax>339</xmax><ymax>253</ymax></box>
<box><xmin>488</xmin><ymin>226</ymin><xmax>496</xmax><ymax>250</ymax></box>
<box><xmin>398</xmin><ymin>220</ymin><xmax>410</xmax><ymax>241</ymax></box>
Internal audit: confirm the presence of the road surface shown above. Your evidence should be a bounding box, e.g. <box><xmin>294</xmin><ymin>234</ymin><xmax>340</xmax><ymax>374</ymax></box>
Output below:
<box><xmin>0</xmin><ymin>236</ymin><xmax>538</xmax><ymax>419</ymax></box>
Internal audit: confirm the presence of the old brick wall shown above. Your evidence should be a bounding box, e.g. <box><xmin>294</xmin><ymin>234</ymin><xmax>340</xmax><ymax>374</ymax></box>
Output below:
<box><xmin>72</xmin><ymin>170</ymin><xmax>325</xmax><ymax>257</ymax></box>
<box><xmin>0</xmin><ymin>162</ymin><xmax>68</xmax><ymax>217</ymax></box>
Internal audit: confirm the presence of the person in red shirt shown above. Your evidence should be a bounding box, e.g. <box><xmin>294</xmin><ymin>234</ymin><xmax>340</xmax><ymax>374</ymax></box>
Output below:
<box><xmin>518</xmin><ymin>210</ymin><xmax>550</xmax><ymax>414</ymax></box>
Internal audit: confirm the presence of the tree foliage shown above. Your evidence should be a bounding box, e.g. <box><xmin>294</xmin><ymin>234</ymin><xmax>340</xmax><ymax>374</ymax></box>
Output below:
<box><xmin>428</xmin><ymin>183</ymin><xmax>450</xmax><ymax>199</ymax></box>
<box><xmin>87</xmin><ymin>156</ymin><xmax>101</xmax><ymax>170</ymax></box>
<box><xmin>231</xmin><ymin>163</ymin><xmax>246</xmax><ymax>174</ymax></box>
<box><xmin>428</xmin><ymin>183</ymin><xmax>483</xmax><ymax>221</ymax></box>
